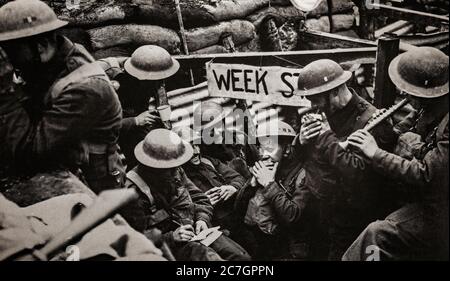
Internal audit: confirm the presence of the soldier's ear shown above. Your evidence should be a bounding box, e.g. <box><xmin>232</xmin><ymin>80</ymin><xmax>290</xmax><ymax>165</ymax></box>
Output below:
<box><xmin>35</xmin><ymin>40</ymin><xmax>54</xmax><ymax>63</ymax></box>
<box><xmin>35</xmin><ymin>33</ymin><xmax>57</xmax><ymax>63</ymax></box>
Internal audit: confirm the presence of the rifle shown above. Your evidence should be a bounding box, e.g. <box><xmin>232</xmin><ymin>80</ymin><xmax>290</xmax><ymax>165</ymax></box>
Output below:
<box><xmin>15</xmin><ymin>189</ymin><xmax>138</xmax><ymax>261</ymax></box>
<box><xmin>339</xmin><ymin>98</ymin><xmax>409</xmax><ymax>150</ymax></box>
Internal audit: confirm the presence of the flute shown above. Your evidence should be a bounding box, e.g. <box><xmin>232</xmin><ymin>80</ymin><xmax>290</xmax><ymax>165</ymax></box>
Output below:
<box><xmin>339</xmin><ymin>98</ymin><xmax>409</xmax><ymax>150</ymax></box>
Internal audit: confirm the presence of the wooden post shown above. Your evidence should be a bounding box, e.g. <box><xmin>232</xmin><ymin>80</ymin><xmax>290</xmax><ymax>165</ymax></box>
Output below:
<box><xmin>220</xmin><ymin>33</ymin><xmax>257</xmax><ymax>148</ymax></box>
<box><xmin>357</xmin><ymin>0</ymin><xmax>375</xmax><ymax>40</ymax></box>
<box><xmin>174</xmin><ymin>0</ymin><xmax>195</xmax><ymax>86</ymax></box>
<box><xmin>374</xmin><ymin>34</ymin><xmax>400</xmax><ymax>108</ymax></box>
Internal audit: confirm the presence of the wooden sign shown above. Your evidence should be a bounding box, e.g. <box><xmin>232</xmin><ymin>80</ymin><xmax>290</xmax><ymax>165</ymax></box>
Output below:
<box><xmin>206</xmin><ymin>63</ymin><xmax>311</xmax><ymax>107</ymax></box>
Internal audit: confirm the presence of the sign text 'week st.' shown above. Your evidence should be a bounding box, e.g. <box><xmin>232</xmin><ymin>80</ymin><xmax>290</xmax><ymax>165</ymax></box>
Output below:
<box><xmin>206</xmin><ymin>63</ymin><xmax>310</xmax><ymax>107</ymax></box>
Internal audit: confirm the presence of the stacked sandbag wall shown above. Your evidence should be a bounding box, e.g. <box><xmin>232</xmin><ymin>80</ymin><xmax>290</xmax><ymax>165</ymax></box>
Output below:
<box><xmin>17</xmin><ymin>0</ymin><xmax>359</xmax><ymax>58</ymax></box>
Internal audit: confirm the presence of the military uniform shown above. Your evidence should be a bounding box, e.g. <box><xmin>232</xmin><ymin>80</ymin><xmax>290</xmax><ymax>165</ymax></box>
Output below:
<box><xmin>121</xmin><ymin>166</ymin><xmax>251</xmax><ymax>261</ymax></box>
<box><xmin>97</xmin><ymin>57</ymin><xmax>163</xmax><ymax>170</ymax></box>
<box><xmin>342</xmin><ymin>47</ymin><xmax>449</xmax><ymax>260</ymax></box>
<box><xmin>183</xmin><ymin>156</ymin><xmax>245</xmax><ymax>233</ymax></box>
<box><xmin>343</xmin><ymin>111</ymin><xmax>448</xmax><ymax>260</ymax></box>
<box><xmin>304</xmin><ymin>91</ymin><xmax>397</xmax><ymax>260</ymax></box>
<box><xmin>0</xmin><ymin>192</ymin><xmax>165</xmax><ymax>261</ymax></box>
<box><xmin>235</xmin><ymin>150</ymin><xmax>329</xmax><ymax>260</ymax></box>
<box><xmin>0</xmin><ymin>48</ymin><xmax>30</xmax><ymax>180</ymax></box>
<box><xmin>14</xmin><ymin>36</ymin><xmax>125</xmax><ymax>193</ymax></box>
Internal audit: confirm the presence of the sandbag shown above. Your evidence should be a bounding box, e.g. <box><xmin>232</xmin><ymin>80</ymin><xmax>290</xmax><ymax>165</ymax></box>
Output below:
<box><xmin>135</xmin><ymin>2</ymin><xmax>215</xmax><ymax>29</ymax></box>
<box><xmin>185</xmin><ymin>20</ymin><xmax>256</xmax><ymax>51</ymax></box>
<box><xmin>247</xmin><ymin>5</ymin><xmax>305</xmax><ymax>30</ymax></box>
<box><xmin>134</xmin><ymin>0</ymin><xmax>291</xmax><ymax>29</ymax></box>
<box><xmin>236</xmin><ymin>35</ymin><xmax>263</xmax><ymax>52</ymax></box>
<box><xmin>57</xmin><ymin>28</ymin><xmax>93</xmax><ymax>52</ymax></box>
<box><xmin>56</xmin><ymin>2</ymin><xmax>136</xmax><ymax>27</ymax></box>
<box><xmin>93</xmin><ymin>45</ymin><xmax>135</xmax><ymax>60</ymax></box>
<box><xmin>191</xmin><ymin>45</ymin><xmax>229</xmax><ymax>55</ymax></box>
<box><xmin>203</xmin><ymin>0</ymin><xmax>291</xmax><ymax>22</ymax></box>
<box><xmin>88</xmin><ymin>24</ymin><xmax>181</xmax><ymax>54</ymax></box>
<box><xmin>303</xmin><ymin>14</ymin><xmax>355</xmax><ymax>33</ymax></box>
<box><xmin>306</xmin><ymin>0</ymin><xmax>355</xmax><ymax>18</ymax></box>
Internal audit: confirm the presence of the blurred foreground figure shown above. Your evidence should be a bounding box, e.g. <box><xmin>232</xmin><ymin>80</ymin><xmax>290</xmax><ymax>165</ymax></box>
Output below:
<box><xmin>344</xmin><ymin>47</ymin><xmax>449</xmax><ymax>261</ymax></box>
<box><xmin>0</xmin><ymin>0</ymin><xmax>124</xmax><ymax>193</ymax></box>
<box><xmin>0</xmin><ymin>175</ymin><xmax>165</xmax><ymax>261</ymax></box>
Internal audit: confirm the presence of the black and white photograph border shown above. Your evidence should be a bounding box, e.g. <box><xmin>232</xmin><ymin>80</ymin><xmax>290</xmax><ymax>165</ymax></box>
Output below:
<box><xmin>0</xmin><ymin>0</ymin><xmax>448</xmax><ymax>271</ymax></box>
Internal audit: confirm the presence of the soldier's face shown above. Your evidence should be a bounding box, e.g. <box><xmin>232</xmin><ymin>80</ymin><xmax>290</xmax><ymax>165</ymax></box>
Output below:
<box><xmin>307</xmin><ymin>94</ymin><xmax>328</xmax><ymax>112</ymax></box>
<box><xmin>258</xmin><ymin>136</ymin><xmax>284</xmax><ymax>163</ymax></box>
<box><xmin>159</xmin><ymin>168</ymin><xmax>178</xmax><ymax>179</ymax></box>
<box><xmin>407</xmin><ymin>95</ymin><xmax>437</xmax><ymax>110</ymax></box>
<box><xmin>189</xmin><ymin>145</ymin><xmax>201</xmax><ymax>166</ymax></box>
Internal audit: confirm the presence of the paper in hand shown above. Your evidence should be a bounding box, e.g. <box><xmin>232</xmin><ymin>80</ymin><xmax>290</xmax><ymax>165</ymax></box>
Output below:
<box><xmin>190</xmin><ymin>226</ymin><xmax>222</xmax><ymax>246</ymax></box>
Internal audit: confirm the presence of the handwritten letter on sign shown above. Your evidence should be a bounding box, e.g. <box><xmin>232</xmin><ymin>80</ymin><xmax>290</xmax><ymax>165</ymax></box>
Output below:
<box><xmin>206</xmin><ymin>63</ymin><xmax>310</xmax><ymax>107</ymax></box>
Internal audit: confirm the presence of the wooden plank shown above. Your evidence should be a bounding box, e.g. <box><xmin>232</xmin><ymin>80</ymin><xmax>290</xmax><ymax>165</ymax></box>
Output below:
<box><xmin>371</xmin><ymin>3</ymin><xmax>449</xmax><ymax>27</ymax></box>
<box><xmin>299</xmin><ymin>30</ymin><xmax>376</xmax><ymax>49</ymax></box>
<box><xmin>173</xmin><ymin>48</ymin><xmax>378</xmax><ymax>69</ymax></box>
<box><xmin>298</xmin><ymin>30</ymin><xmax>418</xmax><ymax>53</ymax></box>
<box><xmin>375</xmin><ymin>20</ymin><xmax>410</xmax><ymax>38</ymax></box>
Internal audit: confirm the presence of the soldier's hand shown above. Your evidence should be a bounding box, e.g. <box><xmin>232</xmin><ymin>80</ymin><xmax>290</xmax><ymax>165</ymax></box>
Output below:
<box><xmin>195</xmin><ymin>220</ymin><xmax>208</xmax><ymax>235</ymax></box>
<box><xmin>173</xmin><ymin>225</ymin><xmax>195</xmax><ymax>242</ymax></box>
<box><xmin>218</xmin><ymin>185</ymin><xmax>237</xmax><ymax>202</ymax></box>
<box><xmin>347</xmin><ymin>130</ymin><xmax>379</xmax><ymax>159</ymax></box>
<box><xmin>135</xmin><ymin>111</ymin><xmax>159</xmax><ymax>127</ymax></box>
<box><xmin>299</xmin><ymin>119</ymin><xmax>322</xmax><ymax>145</ymax></box>
<box><xmin>205</xmin><ymin>187</ymin><xmax>222</xmax><ymax>206</ymax></box>
<box><xmin>250</xmin><ymin>161</ymin><xmax>279</xmax><ymax>188</ymax></box>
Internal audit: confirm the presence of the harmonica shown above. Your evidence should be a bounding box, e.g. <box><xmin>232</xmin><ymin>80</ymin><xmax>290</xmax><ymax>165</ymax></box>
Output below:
<box><xmin>339</xmin><ymin>98</ymin><xmax>409</xmax><ymax>150</ymax></box>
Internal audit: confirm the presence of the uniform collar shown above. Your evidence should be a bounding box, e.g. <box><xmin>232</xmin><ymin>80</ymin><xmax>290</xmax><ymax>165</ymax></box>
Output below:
<box><xmin>50</xmin><ymin>35</ymin><xmax>77</xmax><ymax>79</ymax></box>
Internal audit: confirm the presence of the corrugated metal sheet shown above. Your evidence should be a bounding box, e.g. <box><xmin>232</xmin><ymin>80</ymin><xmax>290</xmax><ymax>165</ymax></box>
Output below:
<box><xmin>148</xmin><ymin>81</ymin><xmax>297</xmax><ymax>129</ymax></box>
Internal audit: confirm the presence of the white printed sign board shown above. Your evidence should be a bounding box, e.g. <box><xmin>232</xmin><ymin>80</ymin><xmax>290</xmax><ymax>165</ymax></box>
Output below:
<box><xmin>206</xmin><ymin>63</ymin><xmax>311</xmax><ymax>107</ymax></box>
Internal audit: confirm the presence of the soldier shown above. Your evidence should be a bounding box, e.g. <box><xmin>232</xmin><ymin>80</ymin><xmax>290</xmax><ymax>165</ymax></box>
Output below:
<box><xmin>0</xmin><ymin>192</ymin><xmax>165</xmax><ymax>261</ymax></box>
<box><xmin>343</xmin><ymin>47</ymin><xmax>449</xmax><ymax>260</ymax></box>
<box><xmin>296</xmin><ymin>59</ymin><xmax>397</xmax><ymax>260</ymax></box>
<box><xmin>97</xmin><ymin>45</ymin><xmax>179</xmax><ymax>170</ymax></box>
<box><xmin>193</xmin><ymin>100</ymin><xmax>258</xmax><ymax>179</ymax></box>
<box><xmin>0</xmin><ymin>46</ymin><xmax>30</xmax><ymax>180</ymax></box>
<box><xmin>120</xmin><ymin>129</ymin><xmax>251</xmax><ymax>261</ymax></box>
<box><xmin>0</xmin><ymin>0</ymin><xmax>124</xmax><ymax>193</ymax></box>
<box><xmin>234</xmin><ymin>120</ymin><xmax>325</xmax><ymax>260</ymax></box>
<box><xmin>173</xmin><ymin>126</ymin><xmax>245</xmax><ymax>237</ymax></box>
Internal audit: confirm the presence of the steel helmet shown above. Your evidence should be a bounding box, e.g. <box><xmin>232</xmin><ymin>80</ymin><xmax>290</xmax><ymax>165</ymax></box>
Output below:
<box><xmin>0</xmin><ymin>0</ymin><xmax>68</xmax><ymax>42</ymax></box>
<box><xmin>389</xmin><ymin>47</ymin><xmax>449</xmax><ymax>98</ymax></box>
<box><xmin>124</xmin><ymin>45</ymin><xmax>180</xmax><ymax>81</ymax></box>
<box><xmin>172</xmin><ymin>126</ymin><xmax>202</xmax><ymax>144</ymax></box>
<box><xmin>256</xmin><ymin>120</ymin><xmax>296</xmax><ymax>139</ymax></box>
<box><xmin>193</xmin><ymin>101</ymin><xmax>233</xmax><ymax>131</ymax></box>
<box><xmin>134</xmin><ymin>129</ymin><xmax>193</xmax><ymax>169</ymax></box>
<box><xmin>297</xmin><ymin>59</ymin><xmax>351</xmax><ymax>96</ymax></box>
